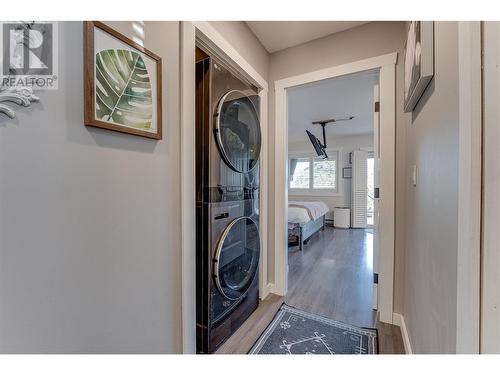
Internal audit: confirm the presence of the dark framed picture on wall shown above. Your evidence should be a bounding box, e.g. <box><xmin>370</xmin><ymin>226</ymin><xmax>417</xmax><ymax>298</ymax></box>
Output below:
<box><xmin>404</xmin><ymin>21</ymin><xmax>434</xmax><ymax>112</ymax></box>
<box><xmin>83</xmin><ymin>21</ymin><xmax>162</xmax><ymax>139</ymax></box>
<box><xmin>342</xmin><ymin>167</ymin><xmax>352</xmax><ymax>179</ymax></box>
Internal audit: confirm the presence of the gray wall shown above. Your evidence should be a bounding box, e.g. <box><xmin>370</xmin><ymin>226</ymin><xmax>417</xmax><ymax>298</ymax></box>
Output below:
<box><xmin>403</xmin><ymin>22</ymin><xmax>460</xmax><ymax>353</ymax></box>
<box><xmin>209</xmin><ymin>21</ymin><xmax>270</xmax><ymax>80</ymax></box>
<box><xmin>0</xmin><ymin>21</ymin><xmax>182</xmax><ymax>353</ymax></box>
<box><xmin>267</xmin><ymin>22</ymin><xmax>408</xmax><ymax>315</ymax></box>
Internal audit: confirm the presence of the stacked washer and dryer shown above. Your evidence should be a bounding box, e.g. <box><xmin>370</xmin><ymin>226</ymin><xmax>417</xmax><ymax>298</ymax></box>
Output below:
<box><xmin>195</xmin><ymin>48</ymin><xmax>262</xmax><ymax>353</ymax></box>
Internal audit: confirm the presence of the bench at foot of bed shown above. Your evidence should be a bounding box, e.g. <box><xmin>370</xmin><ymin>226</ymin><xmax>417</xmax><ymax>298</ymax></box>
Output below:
<box><xmin>288</xmin><ymin>215</ymin><xmax>326</xmax><ymax>251</ymax></box>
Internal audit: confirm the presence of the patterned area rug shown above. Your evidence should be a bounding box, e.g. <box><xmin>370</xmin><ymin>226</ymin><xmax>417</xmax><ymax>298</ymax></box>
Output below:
<box><xmin>249</xmin><ymin>304</ymin><xmax>378</xmax><ymax>354</ymax></box>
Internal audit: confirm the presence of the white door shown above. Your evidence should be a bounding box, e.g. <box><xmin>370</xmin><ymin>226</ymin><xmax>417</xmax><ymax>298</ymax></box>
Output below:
<box><xmin>372</xmin><ymin>84</ymin><xmax>380</xmax><ymax>310</ymax></box>
<box><xmin>351</xmin><ymin>150</ymin><xmax>368</xmax><ymax>228</ymax></box>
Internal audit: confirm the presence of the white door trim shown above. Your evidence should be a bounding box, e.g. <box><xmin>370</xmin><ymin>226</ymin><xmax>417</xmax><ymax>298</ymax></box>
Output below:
<box><xmin>179</xmin><ymin>21</ymin><xmax>197</xmax><ymax>355</ymax></box>
<box><xmin>480</xmin><ymin>21</ymin><xmax>500</xmax><ymax>354</ymax></box>
<box><xmin>273</xmin><ymin>52</ymin><xmax>397</xmax><ymax>324</ymax></box>
<box><xmin>392</xmin><ymin>313</ymin><xmax>413</xmax><ymax>354</ymax></box>
<box><xmin>456</xmin><ymin>21</ymin><xmax>481</xmax><ymax>354</ymax></box>
<box><xmin>180</xmin><ymin>21</ymin><xmax>269</xmax><ymax>353</ymax></box>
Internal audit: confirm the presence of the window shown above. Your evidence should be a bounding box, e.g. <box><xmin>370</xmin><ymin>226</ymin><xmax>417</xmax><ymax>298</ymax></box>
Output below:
<box><xmin>289</xmin><ymin>150</ymin><xmax>340</xmax><ymax>195</ymax></box>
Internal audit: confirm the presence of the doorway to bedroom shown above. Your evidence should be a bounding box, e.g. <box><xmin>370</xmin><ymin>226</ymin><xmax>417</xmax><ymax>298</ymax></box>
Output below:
<box><xmin>285</xmin><ymin>70</ymin><xmax>380</xmax><ymax>329</ymax></box>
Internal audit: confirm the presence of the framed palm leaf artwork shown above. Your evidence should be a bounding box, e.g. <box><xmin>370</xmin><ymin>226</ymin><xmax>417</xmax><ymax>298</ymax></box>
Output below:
<box><xmin>84</xmin><ymin>21</ymin><xmax>162</xmax><ymax>139</ymax></box>
<box><xmin>404</xmin><ymin>21</ymin><xmax>434</xmax><ymax>112</ymax></box>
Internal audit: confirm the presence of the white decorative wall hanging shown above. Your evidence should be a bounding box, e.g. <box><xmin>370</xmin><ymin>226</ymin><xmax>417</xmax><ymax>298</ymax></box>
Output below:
<box><xmin>0</xmin><ymin>87</ymin><xmax>39</xmax><ymax>118</ymax></box>
<box><xmin>404</xmin><ymin>21</ymin><xmax>434</xmax><ymax>112</ymax></box>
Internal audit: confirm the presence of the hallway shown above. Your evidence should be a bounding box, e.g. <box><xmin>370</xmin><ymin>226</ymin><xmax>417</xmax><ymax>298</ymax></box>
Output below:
<box><xmin>0</xmin><ymin>16</ymin><xmax>490</xmax><ymax>360</ymax></box>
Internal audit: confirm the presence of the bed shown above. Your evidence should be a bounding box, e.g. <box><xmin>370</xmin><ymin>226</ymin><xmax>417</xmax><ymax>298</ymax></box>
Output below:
<box><xmin>288</xmin><ymin>201</ymin><xmax>329</xmax><ymax>251</ymax></box>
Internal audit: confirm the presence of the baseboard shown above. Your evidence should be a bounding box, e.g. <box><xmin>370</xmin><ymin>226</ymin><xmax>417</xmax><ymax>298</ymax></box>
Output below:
<box><xmin>261</xmin><ymin>283</ymin><xmax>274</xmax><ymax>299</ymax></box>
<box><xmin>392</xmin><ymin>312</ymin><xmax>413</xmax><ymax>354</ymax></box>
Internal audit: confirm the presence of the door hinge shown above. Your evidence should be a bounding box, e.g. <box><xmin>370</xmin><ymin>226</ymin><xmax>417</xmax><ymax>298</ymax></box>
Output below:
<box><xmin>375</xmin><ymin>101</ymin><xmax>380</xmax><ymax>113</ymax></box>
<box><xmin>373</xmin><ymin>273</ymin><xmax>379</xmax><ymax>284</ymax></box>
<box><xmin>374</xmin><ymin>187</ymin><xmax>380</xmax><ymax>199</ymax></box>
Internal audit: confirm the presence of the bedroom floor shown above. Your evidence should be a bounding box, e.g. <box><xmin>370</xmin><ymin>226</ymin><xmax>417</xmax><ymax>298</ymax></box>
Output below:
<box><xmin>286</xmin><ymin>226</ymin><xmax>404</xmax><ymax>353</ymax></box>
<box><xmin>287</xmin><ymin>226</ymin><xmax>375</xmax><ymax>327</ymax></box>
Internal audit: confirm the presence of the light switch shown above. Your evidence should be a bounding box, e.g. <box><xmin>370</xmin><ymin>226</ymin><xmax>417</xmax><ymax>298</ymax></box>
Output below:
<box><xmin>412</xmin><ymin>165</ymin><xmax>417</xmax><ymax>187</ymax></box>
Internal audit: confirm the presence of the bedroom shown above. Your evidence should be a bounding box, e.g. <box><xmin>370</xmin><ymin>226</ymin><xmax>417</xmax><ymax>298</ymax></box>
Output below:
<box><xmin>285</xmin><ymin>70</ymin><xmax>385</xmax><ymax>332</ymax></box>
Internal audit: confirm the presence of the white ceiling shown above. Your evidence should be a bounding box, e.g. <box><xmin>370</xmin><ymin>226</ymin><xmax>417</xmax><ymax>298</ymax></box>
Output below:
<box><xmin>287</xmin><ymin>71</ymin><xmax>376</xmax><ymax>144</ymax></box>
<box><xmin>246</xmin><ymin>21</ymin><xmax>368</xmax><ymax>53</ymax></box>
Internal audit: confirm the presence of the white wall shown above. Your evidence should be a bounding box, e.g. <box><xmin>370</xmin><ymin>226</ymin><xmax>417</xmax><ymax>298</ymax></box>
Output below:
<box><xmin>288</xmin><ymin>134</ymin><xmax>373</xmax><ymax>217</ymax></box>
<box><xmin>267</xmin><ymin>22</ymin><xmax>407</xmax><ymax>315</ymax></box>
<box><xmin>403</xmin><ymin>22</ymin><xmax>460</xmax><ymax>353</ymax></box>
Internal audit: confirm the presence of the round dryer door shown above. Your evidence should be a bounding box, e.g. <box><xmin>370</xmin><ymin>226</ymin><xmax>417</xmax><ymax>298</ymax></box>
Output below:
<box><xmin>214</xmin><ymin>216</ymin><xmax>260</xmax><ymax>300</ymax></box>
<box><xmin>215</xmin><ymin>90</ymin><xmax>261</xmax><ymax>173</ymax></box>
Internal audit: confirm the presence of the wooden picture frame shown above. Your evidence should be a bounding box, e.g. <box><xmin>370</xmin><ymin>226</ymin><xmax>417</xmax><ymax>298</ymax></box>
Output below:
<box><xmin>342</xmin><ymin>167</ymin><xmax>352</xmax><ymax>179</ymax></box>
<box><xmin>84</xmin><ymin>21</ymin><xmax>162</xmax><ymax>139</ymax></box>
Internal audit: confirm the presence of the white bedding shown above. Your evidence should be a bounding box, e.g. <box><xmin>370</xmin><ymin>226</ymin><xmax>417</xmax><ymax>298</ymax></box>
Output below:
<box><xmin>288</xmin><ymin>201</ymin><xmax>329</xmax><ymax>225</ymax></box>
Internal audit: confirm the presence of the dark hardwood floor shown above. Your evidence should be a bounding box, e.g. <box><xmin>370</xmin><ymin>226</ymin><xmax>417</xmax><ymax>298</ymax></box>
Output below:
<box><xmin>286</xmin><ymin>226</ymin><xmax>405</xmax><ymax>354</ymax></box>
<box><xmin>216</xmin><ymin>293</ymin><xmax>283</xmax><ymax>354</ymax></box>
<box><xmin>287</xmin><ymin>226</ymin><xmax>376</xmax><ymax>327</ymax></box>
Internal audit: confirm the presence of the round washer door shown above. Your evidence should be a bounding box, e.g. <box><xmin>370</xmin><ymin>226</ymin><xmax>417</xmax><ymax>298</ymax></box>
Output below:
<box><xmin>214</xmin><ymin>216</ymin><xmax>260</xmax><ymax>300</ymax></box>
<box><xmin>215</xmin><ymin>90</ymin><xmax>261</xmax><ymax>173</ymax></box>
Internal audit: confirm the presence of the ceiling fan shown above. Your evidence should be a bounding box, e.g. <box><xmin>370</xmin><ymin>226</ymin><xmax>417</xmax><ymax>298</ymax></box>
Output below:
<box><xmin>306</xmin><ymin>116</ymin><xmax>355</xmax><ymax>159</ymax></box>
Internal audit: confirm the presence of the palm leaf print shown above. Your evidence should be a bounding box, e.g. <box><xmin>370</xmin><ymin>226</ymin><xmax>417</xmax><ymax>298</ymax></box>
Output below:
<box><xmin>95</xmin><ymin>49</ymin><xmax>153</xmax><ymax>129</ymax></box>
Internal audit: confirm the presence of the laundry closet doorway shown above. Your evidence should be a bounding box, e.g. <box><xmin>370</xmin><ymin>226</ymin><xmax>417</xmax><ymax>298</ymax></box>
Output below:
<box><xmin>180</xmin><ymin>22</ymin><xmax>269</xmax><ymax>353</ymax></box>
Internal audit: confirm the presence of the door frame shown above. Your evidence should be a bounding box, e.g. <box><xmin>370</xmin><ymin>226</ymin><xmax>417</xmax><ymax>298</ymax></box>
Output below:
<box><xmin>478</xmin><ymin>21</ymin><xmax>497</xmax><ymax>354</ymax></box>
<box><xmin>455</xmin><ymin>21</ymin><xmax>481</xmax><ymax>354</ymax></box>
<box><xmin>273</xmin><ymin>52</ymin><xmax>397</xmax><ymax>323</ymax></box>
<box><xmin>179</xmin><ymin>21</ymin><xmax>269</xmax><ymax>353</ymax></box>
